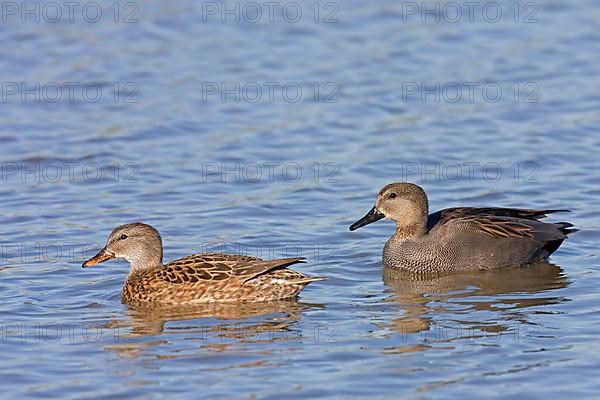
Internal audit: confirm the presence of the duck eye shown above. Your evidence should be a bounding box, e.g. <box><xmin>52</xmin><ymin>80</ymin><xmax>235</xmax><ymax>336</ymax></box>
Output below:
<box><xmin>389</xmin><ymin>193</ymin><xmax>397</xmax><ymax>199</ymax></box>
<box><xmin>119</xmin><ymin>234</ymin><xmax>128</xmax><ymax>240</ymax></box>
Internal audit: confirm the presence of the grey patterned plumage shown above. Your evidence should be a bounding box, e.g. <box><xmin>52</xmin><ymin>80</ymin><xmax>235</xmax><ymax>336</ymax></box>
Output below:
<box><xmin>82</xmin><ymin>223</ymin><xmax>324</xmax><ymax>304</ymax></box>
<box><xmin>350</xmin><ymin>183</ymin><xmax>577</xmax><ymax>273</ymax></box>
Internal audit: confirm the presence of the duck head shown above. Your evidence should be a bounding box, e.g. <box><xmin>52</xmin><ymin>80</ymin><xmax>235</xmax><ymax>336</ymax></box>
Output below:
<box><xmin>350</xmin><ymin>182</ymin><xmax>429</xmax><ymax>235</ymax></box>
<box><xmin>82</xmin><ymin>223</ymin><xmax>163</xmax><ymax>272</ymax></box>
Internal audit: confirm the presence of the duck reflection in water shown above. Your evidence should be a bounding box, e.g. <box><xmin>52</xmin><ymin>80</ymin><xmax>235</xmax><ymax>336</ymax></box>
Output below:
<box><xmin>104</xmin><ymin>299</ymin><xmax>323</xmax><ymax>359</ymax></box>
<box><xmin>377</xmin><ymin>262</ymin><xmax>569</xmax><ymax>351</ymax></box>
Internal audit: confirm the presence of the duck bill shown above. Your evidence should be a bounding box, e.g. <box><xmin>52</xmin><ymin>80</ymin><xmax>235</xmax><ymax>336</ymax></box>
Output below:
<box><xmin>82</xmin><ymin>248</ymin><xmax>115</xmax><ymax>268</ymax></box>
<box><xmin>349</xmin><ymin>207</ymin><xmax>385</xmax><ymax>231</ymax></box>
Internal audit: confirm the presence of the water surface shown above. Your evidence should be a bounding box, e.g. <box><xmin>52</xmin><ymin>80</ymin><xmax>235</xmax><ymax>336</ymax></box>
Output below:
<box><xmin>1</xmin><ymin>0</ymin><xmax>599</xmax><ymax>398</ymax></box>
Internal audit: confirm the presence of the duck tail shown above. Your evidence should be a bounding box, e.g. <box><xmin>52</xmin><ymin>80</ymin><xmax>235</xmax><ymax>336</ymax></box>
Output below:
<box><xmin>542</xmin><ymin>209</ymin><xmax>571</xmax><ymax>214</ymax></box>
<box><xmin>556</xmin><ymin>222</ymin><xmax>578</xmax><ymax>236</ymax></box>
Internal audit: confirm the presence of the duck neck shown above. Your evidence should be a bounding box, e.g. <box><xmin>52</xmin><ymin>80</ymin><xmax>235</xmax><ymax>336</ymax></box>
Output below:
<box><xmin>127</xmin><ymin>252</ymin><xmax>163</xmax><ymax>274</ymax></box>
<box><xmin>392</xmin><ymin>222</ymin><xmax>427</xmax><ymax>240</ymax></box>
<box><xmin>130</xmin><ymin>261</ymin><xmax>163</xmax><ymax>275</ymax></box>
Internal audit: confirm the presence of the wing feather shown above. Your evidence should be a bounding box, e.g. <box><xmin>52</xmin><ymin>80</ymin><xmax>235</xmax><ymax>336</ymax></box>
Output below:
<box><xmin>157</xmin><ymin>253</ymin><xmax>306</xmax><ymax>284</ymax></box>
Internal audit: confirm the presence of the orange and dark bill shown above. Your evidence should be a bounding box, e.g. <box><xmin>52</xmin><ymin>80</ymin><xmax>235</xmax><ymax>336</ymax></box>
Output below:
<box><xmin>82</xmin><ymin>248</ymin><xmax>115</xmax><ymax>268</ymax></box>
<box><xmin>349</xmin><ymin>207</ymin><xmax>385</xmax><ymax>231</ymax></box>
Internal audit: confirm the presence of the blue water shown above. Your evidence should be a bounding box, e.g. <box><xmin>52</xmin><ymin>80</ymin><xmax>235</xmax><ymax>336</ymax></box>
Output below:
<box><xmin>1</xmin><ymin>0</ymin><xmax>599</xmax><ymax>398</ymax></box>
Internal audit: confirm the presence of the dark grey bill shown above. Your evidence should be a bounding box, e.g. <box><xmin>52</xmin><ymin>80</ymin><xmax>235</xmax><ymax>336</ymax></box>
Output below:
<box><xmin>349</xmin><ymin>207</ymin><xmax>385</xmax><ymax>231</ymax></box>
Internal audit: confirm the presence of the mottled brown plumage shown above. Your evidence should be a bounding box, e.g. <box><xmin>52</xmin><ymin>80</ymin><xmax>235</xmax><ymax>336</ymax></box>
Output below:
<box><xmin>82</xmin><ymin>223</ymin><xmax>324</xmax><ymax>304</ymax></box>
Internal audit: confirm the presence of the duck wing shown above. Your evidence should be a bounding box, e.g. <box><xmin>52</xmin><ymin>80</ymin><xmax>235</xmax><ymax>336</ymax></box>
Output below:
<box><xmin>158</xmin><ymin>252</ymin><xmax>306</xmax><ymax>284</ymax></box>
<box><xmin>434</xmin><ymin>214</ymin><xmax>575</xmax><ymax>241</ymax></box>
<box><xmin>427</xmin><ymin>207</ymin><xmax>570</xmax><ymax>231</ymax></box>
